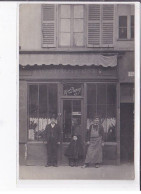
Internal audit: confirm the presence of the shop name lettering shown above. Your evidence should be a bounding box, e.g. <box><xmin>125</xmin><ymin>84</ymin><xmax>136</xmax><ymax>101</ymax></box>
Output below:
<box><xmin>64</xmin><ymin>87</ymin><xmax>81</xmax><ymax>96</ymax></box>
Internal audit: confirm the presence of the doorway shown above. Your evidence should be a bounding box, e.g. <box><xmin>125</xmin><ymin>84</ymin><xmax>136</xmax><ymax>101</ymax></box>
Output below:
<box><xmin>60</xmin><ymin>99</ymin><xmax>84</xmax><ymax>164</ymax></box>
<box><xmin>120</xmin><ymin>103</ymin><xmax>134</xmax><ymax>163</ymax></box>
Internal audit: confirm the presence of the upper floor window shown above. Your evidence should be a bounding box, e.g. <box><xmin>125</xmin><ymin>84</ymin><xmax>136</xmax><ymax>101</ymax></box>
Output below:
<box><xmin>119</xmin><ymin>16</ymin><xmax>127</xmax><ymax>39</ymax></box>
<box><xmin>42</xmin><ymin>4</ymin><xmax>114</xmax><ymax>48</ymax></box>
<box><xmin>119</xmin><ymin>15</ymin><xmax>134</xmax><ymax>40</ymax></box>
<box><xmin>59</xmin><ymin>5</ymin><xmax>84</xmax><ymax>47</ymax></box>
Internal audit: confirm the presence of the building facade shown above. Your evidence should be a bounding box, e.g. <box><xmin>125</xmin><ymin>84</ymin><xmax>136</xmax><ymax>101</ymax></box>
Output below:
<box><xmin>19</xmin><ymin>4</ymin><xmax>134</xmax><ymax>166</ymax></box>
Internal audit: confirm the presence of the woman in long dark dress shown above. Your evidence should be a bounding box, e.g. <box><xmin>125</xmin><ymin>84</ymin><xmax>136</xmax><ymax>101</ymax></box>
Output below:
<box><xmin>82</xmin><ymin>117</ymin><xmax>104</xmax><ymax>168</ymax></box>
<box><xmin>65</xmin><ymin>125</ymin><xmax>85</xmax><ymax>167</ymax></box>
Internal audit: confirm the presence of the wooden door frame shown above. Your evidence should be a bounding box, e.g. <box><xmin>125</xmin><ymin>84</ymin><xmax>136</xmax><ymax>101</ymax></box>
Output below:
<box><xmin>59</xmin><ymin>97</ymin><xmax>85</xmax><ymax>162</ymax></box>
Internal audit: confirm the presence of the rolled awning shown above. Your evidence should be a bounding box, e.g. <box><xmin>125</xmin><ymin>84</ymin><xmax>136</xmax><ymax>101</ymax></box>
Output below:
<box><xmin>19</xmin><ymin>54</ymin><xmax>117</xmax><ymax>67</ymax></box>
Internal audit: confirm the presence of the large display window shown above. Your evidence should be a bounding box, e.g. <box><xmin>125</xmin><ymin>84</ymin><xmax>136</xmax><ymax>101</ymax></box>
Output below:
<box><xmin>87</xmin><ymin>83</ymin><xmax>116</xmax><ymax>142</ymax></box>
<box><xmin>28</xmin><ymin>84</ymin><xmax>58</xmax><ymax>141</ymax></box>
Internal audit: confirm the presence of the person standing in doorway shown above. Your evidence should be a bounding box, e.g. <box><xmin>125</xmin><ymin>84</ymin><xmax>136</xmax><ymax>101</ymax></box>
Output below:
<box><xmin>65</xmin><ymin>125</ymin><xmax>85</xmax><ymax>167</ymax></box>
<box><xmin>43</xmin><ymin>114</ymin><xmax>61</xmax><ymax>167</ymax></box>
<box><xmin>82</xmin><ymin>116</ymin><xmax>104</xmax><ymax>168</ymax></box>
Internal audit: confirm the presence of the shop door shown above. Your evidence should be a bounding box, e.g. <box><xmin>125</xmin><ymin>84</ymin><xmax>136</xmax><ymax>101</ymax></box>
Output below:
<box><xmin>120</xmin><ymin>103</ymin><xmax>134</xmax><ymax>163</ymax></box>
<box><xmin>60</xmin><ymin>99</ymin><xmax>84</xmax><ymax>165</ymax></box>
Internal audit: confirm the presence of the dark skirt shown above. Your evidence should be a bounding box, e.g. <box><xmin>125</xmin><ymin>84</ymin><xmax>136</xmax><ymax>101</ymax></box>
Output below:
<box><xmin>65</xmin><ymin>138</ymin><xmax>85</xmax><ymax>160</ymax></box>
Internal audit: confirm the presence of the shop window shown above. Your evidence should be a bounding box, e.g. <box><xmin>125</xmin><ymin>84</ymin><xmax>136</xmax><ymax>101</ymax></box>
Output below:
<box><xmin>28</xmin><ymin>84</ymin><xmax>57</xmax><ymax>141</ymax></box>
<box><xmin>87</xmin><ymin>83</ymin><xmax>116</xmax><ymax>142</ymax></box>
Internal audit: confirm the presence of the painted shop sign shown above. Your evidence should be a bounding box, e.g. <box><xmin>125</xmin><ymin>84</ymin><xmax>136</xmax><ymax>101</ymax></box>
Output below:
<box><xmin>63</xmin><ymin>84</ymin><xmax>82</xmax><ymax>96</ymax></box>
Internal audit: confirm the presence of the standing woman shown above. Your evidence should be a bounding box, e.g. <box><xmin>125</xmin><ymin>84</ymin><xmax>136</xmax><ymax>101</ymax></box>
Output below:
<box><xmin>82</xmin><ymin>117</ymin><xmax>104</xmax><ymax>168</ymax></box>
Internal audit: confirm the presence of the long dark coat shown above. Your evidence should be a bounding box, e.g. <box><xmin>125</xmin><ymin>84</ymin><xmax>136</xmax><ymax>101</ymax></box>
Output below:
<box><xmin>43</xmin><ymin>124</ymin><xmax>61</xmax><ymax>165</ymax></box>
<box><xmin>65</xmin><ymin>126</ymin><xmax>85</xmax><ymax>160</ymax></box>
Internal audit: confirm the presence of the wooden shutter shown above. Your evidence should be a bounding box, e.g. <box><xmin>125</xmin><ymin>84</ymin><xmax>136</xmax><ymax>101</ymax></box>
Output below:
<box><xmin>87</xmin><ymin>5</ymin><xmax>100</xmax><ymax>47</ymax></box>
<box><xmin>42</xmin><ymin>4</ymin><xmax>56</xmax><ymax>47</ymax></box>
<box><xmin>102</xmin><ymin>5</ymin><xmax>114</xmax><ymax>47</ymax></box>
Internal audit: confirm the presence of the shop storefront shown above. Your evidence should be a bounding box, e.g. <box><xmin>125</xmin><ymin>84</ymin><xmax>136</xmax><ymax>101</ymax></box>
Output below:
<box><xmin>19</xmin><ymin>53</ymin><xmax>123</xmax><ymax>166</ymax></box>
<box><xmin>19</xmin><ymin>3</ymin><xmax>134</xmax><ymax>167</ymax></box>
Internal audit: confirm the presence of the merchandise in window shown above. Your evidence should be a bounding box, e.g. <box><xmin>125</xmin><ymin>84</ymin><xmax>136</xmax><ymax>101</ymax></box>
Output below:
<box><xmin>87</xmin><ymin>84</ymin><xmax>116</xmax><ymax>142</ymax></box>
<box><xmin>28</xmin><ymin>84</ymin><xmax>58</xmax><ymax>141</ymax></box>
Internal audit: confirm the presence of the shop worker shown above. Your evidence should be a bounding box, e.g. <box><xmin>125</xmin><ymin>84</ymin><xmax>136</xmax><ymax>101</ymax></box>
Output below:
<box><xmin>82</xmin><ymin>116</ymin><xmax>104</xmax><ymax>168</ymax></box>
<box><xmin>43</xmin><ymin>114</ymin><xmax>61</xmax><ymax>167</ymax></box>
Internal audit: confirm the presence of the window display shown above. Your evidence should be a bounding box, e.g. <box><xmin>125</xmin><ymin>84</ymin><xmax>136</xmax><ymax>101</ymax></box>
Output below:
<box><xmin>28</xmin><ymin>84</ymin><xmax>58</xmax><ymax>141</ymax></box>
<box><xmin>87</xmin><ymin>83</ymin><xmax>116</xmax><ymax>142</ymax></box>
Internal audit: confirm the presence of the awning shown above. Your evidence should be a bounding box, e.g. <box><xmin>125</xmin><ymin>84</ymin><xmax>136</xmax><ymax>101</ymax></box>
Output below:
<box><xmin>19</xmin><ymin>54</ymin><xmax>117</xmax><ymax>67</ymax></box>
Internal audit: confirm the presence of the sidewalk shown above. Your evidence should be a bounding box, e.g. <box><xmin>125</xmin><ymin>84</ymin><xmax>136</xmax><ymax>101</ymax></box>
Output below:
<box><xmin>19</xmin><ymin>162</ymin><xmax>134</xmax><ymax>180</ymax></box>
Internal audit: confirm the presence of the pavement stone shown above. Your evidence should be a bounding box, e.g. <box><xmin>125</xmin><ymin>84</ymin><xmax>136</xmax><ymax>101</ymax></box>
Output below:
<box><xmin>19</xmin><ymin>163</ymin><xmax>134</xmax><ymax>180</ymax></box>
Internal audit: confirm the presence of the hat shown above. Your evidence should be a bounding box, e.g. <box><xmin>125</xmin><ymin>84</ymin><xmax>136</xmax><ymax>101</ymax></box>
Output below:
<box><xmin>94</xmin><ymin>115</ymin><xmax>99</xmax><ymax>120</ymax></box>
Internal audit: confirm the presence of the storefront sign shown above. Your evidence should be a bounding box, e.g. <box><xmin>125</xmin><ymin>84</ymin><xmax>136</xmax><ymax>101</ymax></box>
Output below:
<box><xmin>128</xmin><ymin>72</ymin><xmax>134</xmax><ymax>77</ymax></box>
<box><xmin>64</xmin><ymin>86</ymin><xmax>81</xmax><ymax>96</ymax></box>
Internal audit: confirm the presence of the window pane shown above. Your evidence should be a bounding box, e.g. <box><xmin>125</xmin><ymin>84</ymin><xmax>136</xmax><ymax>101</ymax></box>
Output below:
<box><xmin>87</xmin><ymin>84</ymin><xmax>97</xmax><ymax>131</ymax></box>
<box><xmin>119</xmin><ymin>16</ymin><xmax>127</xmax><ymax>39</ymax></box>
<box><xmin>63</xmin><ymin>100</ymin><xmax>72</xmax><ymax>142</ymax></box>
<box><xmin>87</xmin><ymin>84</ymin><xmax>96</xmax><ymax>104</ymax></box>
<box><xmin>107</xmin><ymin>105</ymin><xmax>116</xmax><ymax>142</ymax></box>
<box><xmin>39</xmin><ymin>85</ymin><xmax>47</xmax><ymax>118</ymax></box>
<box><xmin>74</xmin><ymin>5</ymin><xmax>84</xmax><ymax>18</ymax></box>
<box><xmin>87</xmin><ymin>105</ymin><xmax>96</xmax><ymax>120</ymax></box>
<box><xmin>131</xmin><ymin>15</ymin><xmax>134</xmax><ymax>26</ymax></box>
<box><xmin>107</xmin><ymin>84</ymin><xmax>116</xmax><ymax>105</ymax></box>
<box><xmin>74</xmin><ymin>33</ymin><xmax>84</xmax><ymax>47</ymax></box>
<box><xmin>131</xmin><ymin>27</ymin><xmax>134</xmax><ymax>39</ymax></box>
<box><xmin>97</xmin><ymin>105</ymin><xmax>106</xmax><ymax>141</ymax></box>
<box><xmin>29</xmin><ymin>85</ymin><xmax>38</xmax><ymax>118</ymax></box>
<box><xmin>60</xmin><ymin>5</ymin><xmax>71</xmax><ymax>18</ymax></box>
<box><xmin>72</xmin><ymin>100</ymin><xmax>81</xmax><ymax>112</ymax></box>
<box><xmin>60</xmin><ymin>33</ymin><xmax>71</xmax><ymax>46</ymax></box>
<box><xmin>97</xmin><ymin>105</ymin><xmax>106</xmax><ymax>119</ymax></box>
<box><xmin>119</xmin><ymin>28</ymin><xmax>127</xmax><ymax>39</ymax></box>
<box><xmin>60</xmin><ymin>19</ymin><xmax>71</xmax><ymax>32</ymax></box>
<box><xmin>97</xmin><ymin>84</ymin><xmax>106</xmax><ymax>104</ymax></box>
<box><xmin>29</xmin><ymin>85</ymin><xmax>38</xmax><ymax>141</ymax></box>
<box><xmin>48</xmin><ymin>84</ymin><xmax>58</xmax><ymax>116</ymax></box>
<box><xmin>119</xmin><ymin>16</ymin><xmax>127</xmax><ymax>27</ymax></box>
<box><xmin>74</xmin><ymin>19</ymin><xmax>84</xmax><ymax>32</ymax></box>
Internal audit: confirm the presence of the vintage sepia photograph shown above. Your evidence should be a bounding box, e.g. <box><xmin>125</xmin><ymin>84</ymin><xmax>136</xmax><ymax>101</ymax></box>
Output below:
<box><xmin>19</xmin><ymin>2</ymin><xmax>135</xmax><ymax>180</ymax></box>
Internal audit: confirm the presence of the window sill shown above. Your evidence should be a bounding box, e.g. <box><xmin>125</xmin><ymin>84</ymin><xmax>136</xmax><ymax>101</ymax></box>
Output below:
<box><xmin>104</xmin><ymin>142</ymin><xmax>117</xmax><ymax>146</ymax></box>
<box><xmin>27</xmin><ymin>141</ymin><xmax>44</xmax><ymax>144</ymax></box>
<box><xmin>117</xmin><ymin>38</ymin><xmax>134</xmax><ymax>41</ymax></box>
